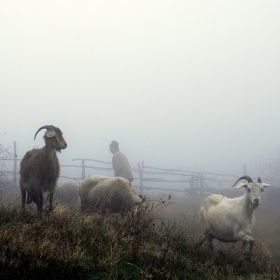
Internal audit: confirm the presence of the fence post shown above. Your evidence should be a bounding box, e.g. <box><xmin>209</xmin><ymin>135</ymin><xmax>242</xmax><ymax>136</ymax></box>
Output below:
<box><xmin>190</xmin><ymin>175</ymin><xmax>196</xmax><ymax>195</ymax></box>
<box><xmin>200</xmin><ymin>174</ymin><xmax>204</xmax><ymax>195</ymax></box>
<box><xmin>13</xmin><ymin>141</ymin><xmax>17</xmax><ymax>185</ymax></box>
<box><xmin>190</xmin><ymin>176</ymin><xmax>194</xmax><ymax>189</ymax></box>
<box><xmin>81</xmin><ymin>159</ymin><xmax>85</xmax><ymax>180</ymax></box>
<box><xmin>138</xmin><ymin>162</ymin><xmax>143</xmax><ymax>196</ymax></box>
<box><xmin>195</xmin><ymin>173</ymin><xmax>199</xmax><ymax>189</ymax></box>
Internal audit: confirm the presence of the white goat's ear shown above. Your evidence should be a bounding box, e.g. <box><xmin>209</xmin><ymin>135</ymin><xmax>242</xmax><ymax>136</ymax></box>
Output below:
<box><xmin>45</xmin><ymin>130</ymin><xmax>56</xmax><ymax>138</ymax></box>
<box><xmin>234</xmin><ymin>183</ymin><xmax>248</xmax><ymax>189</ymax></box>
<box><xmin>262</xmin><ymin>183</ymin><xmax>271</xmax><ymax>188</ymax></box>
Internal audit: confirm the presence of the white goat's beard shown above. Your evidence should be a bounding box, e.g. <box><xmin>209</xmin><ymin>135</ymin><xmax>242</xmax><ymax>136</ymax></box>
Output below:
<box><xmin>251</xmin><ymin>201</ymin><xmax>259</xmax><ymax>208</ymax></box>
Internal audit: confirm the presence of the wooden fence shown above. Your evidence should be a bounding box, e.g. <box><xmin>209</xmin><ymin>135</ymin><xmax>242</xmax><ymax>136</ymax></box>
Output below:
<box><xmin>1</xmin><ymin>141</ymin><xmax>245</xmax><ymax>196</ymax></box>
<box><xmin>60</xmin><ymin>159</ymin><xmax>242</xmax><ymax>195</ymax></box>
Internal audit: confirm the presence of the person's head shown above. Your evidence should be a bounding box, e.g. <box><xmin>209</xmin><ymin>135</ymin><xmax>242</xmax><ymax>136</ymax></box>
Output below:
<box><xmin>109</xmin><ymin>140</ymin><xmax>119</xmax><ymax>153</ymax></box>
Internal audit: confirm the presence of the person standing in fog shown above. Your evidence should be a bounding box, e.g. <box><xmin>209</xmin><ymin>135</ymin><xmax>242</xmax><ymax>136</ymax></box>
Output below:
<box><xmin>109</xmin><ymin>141</ymin><xmax>133</xmax><ymax>182</ymax></box>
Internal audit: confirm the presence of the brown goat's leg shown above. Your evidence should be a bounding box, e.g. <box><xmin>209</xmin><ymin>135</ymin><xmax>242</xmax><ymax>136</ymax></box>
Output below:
<box><xmin>21</xmin><ymin>188</ymin><xmax>26</xmax><ymax>211</ymax></box>
<box><xmin>48</xmin><ymin>191</ymin><xmax>54</xmax><ymax>211</ymax></box>
<box><xmin>37</xmin><ymin>190</ymin><xmax>44</xmax><ymax>213</ymax></box>
<box><xmin>26</xmin><ymin>190</ymin><xmax>33</xmax><ymax>204</ymax></box>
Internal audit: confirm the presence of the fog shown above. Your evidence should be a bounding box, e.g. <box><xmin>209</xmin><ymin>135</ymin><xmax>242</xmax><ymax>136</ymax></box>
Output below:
<box><xmin>1</xmin><ymin>1</ymin><xmax>280</xmax><ymax>182</ymax></box>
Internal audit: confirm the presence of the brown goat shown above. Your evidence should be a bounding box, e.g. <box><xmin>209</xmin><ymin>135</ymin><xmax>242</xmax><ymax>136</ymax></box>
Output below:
<box><xmin>19</xmin><ymin>125</ymin><xmax>67</xmax><ymax>213</ymax></box>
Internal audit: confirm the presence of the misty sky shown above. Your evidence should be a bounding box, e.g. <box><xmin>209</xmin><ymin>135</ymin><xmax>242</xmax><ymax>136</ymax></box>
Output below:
<box><xmin>1</xmin><ymin>1</ymin><xmax>280</xmax><ymax>179</ymax></box>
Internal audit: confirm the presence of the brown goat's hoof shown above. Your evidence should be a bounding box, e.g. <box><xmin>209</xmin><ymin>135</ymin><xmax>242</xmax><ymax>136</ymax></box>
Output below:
<box><xmin>26</xmin><ymin>195</ymin><xmax>33</xmax><ymax>204</ymax></box>
<box><xmin>245</xmin><ymin>256</ymin><xmax>252</xmax><ymax>262</ymax></box>
<box><xmin>45</xmin><ymin>207</ymin><xmax>54</xmax><ymax>215</ymax></box>
<box><xmin>24</xmin><ymin>213</ymin><xmax>36</xmax><ymax>224</ymax></box>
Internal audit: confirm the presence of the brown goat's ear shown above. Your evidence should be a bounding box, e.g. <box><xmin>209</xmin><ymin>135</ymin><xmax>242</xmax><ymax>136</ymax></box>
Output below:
<box><xmin>45</xmin><ymin>130</ymin><xmax>56</xmax><ymax>138</ymax></box>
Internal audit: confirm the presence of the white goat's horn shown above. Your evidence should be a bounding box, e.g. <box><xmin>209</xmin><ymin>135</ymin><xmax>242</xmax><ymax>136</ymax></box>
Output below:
<box><xmin>231</xmin><ymin>175</ymin><xmax>253</xmax><ymax>187</ymax></box>
<box><xmin>257</xmin><ymin>177</ymin><xmax>262</xmax><ymax>183</ymax></box>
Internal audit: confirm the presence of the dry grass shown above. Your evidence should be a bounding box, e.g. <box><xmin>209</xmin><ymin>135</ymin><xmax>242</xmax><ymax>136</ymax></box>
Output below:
<box><xmin>0</xmin><ymin>194</ymin><xmax>279</xmax><ymax>279</ymax></box>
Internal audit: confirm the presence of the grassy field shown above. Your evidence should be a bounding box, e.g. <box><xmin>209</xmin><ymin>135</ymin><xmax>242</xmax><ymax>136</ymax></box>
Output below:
<box><xmin>0</xmin><ymin>193</ymin><xmax>279</xmax><ymax>279</ymax></box>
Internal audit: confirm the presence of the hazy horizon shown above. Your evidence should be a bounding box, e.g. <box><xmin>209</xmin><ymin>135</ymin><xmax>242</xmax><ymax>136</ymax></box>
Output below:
<box><xmin>1</xmin><ymin>1</ymin><xmax>280</xmax><ymax>182</ymax></box>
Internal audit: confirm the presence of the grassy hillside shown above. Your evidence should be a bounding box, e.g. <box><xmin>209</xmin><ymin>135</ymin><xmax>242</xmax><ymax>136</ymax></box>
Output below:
<box><xmin>0</xmin><ymin>195</ymin><xmax>279</xmax><ymax>279</ymax></box>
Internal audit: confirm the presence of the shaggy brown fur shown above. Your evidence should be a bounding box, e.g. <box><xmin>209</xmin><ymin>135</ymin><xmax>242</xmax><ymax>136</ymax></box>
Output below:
<box><xmin>19</xmin><ymin>125</ymin><xmax>67</xmax><ymax>213</ymax></box>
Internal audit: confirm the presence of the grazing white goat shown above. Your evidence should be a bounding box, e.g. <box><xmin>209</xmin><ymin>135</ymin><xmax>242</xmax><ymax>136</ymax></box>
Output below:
<box><xmin>19</xmin><ymin>125</ymin><xmax>67</xmax><ymax>213</ymax></box>
<box><xmin>78</xmin><ymin>175</ymin><xmax>143</xmax><ymax>214</ymax></box>
<box><xmin>53</xmin><ymin>181</ymin><xmax>79</xmax><ymax>205</ymax></box>
<box><xmin>196</xmin><ymin>175</ymin><xmax>271</xmax><ymax>256</ymax></box>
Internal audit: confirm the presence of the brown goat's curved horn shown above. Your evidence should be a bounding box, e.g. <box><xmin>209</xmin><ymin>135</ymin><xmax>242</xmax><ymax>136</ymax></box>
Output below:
<box><xmin>231</xmin><ymin>175</ymin><xmax>253</xmax><ymax>187</ymax></box>
<box><xmin>34</xmin><ymin>125</ymin><xmax>55</xmax><ymax>140</ymax></box>
<box><xmin>257</xmin><ymin>177</ymin><xmax>262</xmax><ymax>183</ymax></box>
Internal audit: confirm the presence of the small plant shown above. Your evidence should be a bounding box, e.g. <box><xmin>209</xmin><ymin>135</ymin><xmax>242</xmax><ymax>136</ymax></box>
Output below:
<box><xmin>0</xmin><ymin>143</ymin><xmax>13</xmax><ymax>181</ymax></box>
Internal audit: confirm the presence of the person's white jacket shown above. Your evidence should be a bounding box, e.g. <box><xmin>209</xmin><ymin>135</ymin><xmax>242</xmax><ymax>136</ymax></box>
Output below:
<box><xmin>112</xmin><ymin>151</ymin><xmax>133</xmax><ymax>182</ymax></box>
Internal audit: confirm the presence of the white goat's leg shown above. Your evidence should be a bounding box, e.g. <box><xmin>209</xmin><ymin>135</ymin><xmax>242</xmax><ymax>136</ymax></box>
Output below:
<box><xmin>80</xmin><ymin>201</ymin><xmax>87</xmax><ymax>212</ymax></box>
<box><xmin>195</xmin><ymin>232</ymin><xmax>208</xmax><ymax>248</ymax></box>
<box><xmin>208</xmin><ymin>234</ymin><xmax>214</xmax><ymax>250</ymax></box>
<box><xmin>241</xmin><ymin>235</ymin><xmax>254</xmax><ymax>256</ymax></box>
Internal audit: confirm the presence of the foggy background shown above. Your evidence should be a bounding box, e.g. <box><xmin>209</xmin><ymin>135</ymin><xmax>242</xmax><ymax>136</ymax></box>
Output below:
<box><xmin>1</xmin><ymin>1</ymin><xmax>280</xmax><ymax>184</ymax></box>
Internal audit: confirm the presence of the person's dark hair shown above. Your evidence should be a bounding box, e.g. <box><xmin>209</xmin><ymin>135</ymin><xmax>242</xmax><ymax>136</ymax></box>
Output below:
<box><xmin>110</xmin><ymin>140</ymin><xmax>119</xmax><ymax>150</ymax></box>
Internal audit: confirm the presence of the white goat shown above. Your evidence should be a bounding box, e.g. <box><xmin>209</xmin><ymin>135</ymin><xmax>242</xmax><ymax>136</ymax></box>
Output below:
<box><xmin>196</xmin><ymin>175</ymin><xmax>271</xmax><ymax>256</ymax></box>
<box><xmin>53</xmin><ymin>181</ymin><xmax>79</xmax><ymax>205</ymax></box>
<box><xmin>78</xmin><ymin>175</ymin><xmax>143</xmax><ymax>214</ymax></box>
